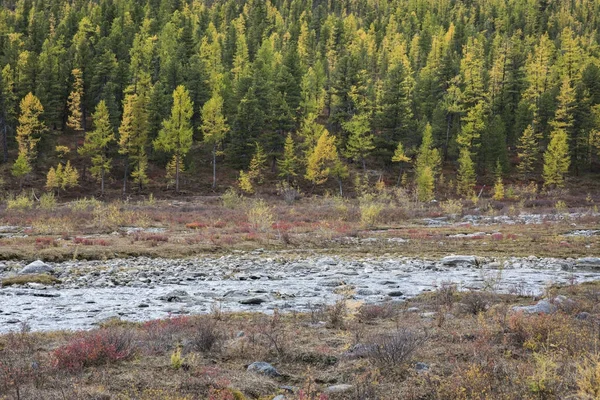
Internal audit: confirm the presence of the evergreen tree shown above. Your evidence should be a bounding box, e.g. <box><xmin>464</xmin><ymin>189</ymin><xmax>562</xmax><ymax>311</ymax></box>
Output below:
<box><xmin>543</xmin><ymin>128</ymin><xmax>570</xmax><ymax>188</ymax></box>
<box><xmin>12</xmin><ymin>93</ymin><xmax>46</xmax><ymax>185</ymax></box>
<box><xmin>1</xmin><ymin>65</ymin><xmax>17</xmax><ymax>163</ymax></box>
<box><xmin>277</xmin><ymin>133</ymin><xmax>299</xmax><ymax>183</ymax></box>
<box><xmin>457</xmin><ymin>148</ymin><xmax>476</xmax><ymax>198</ymax></box>
<box><xmin>66</xmin><ymin>69</ymin><xmax>84</xmax><ymax>134</ymax></box>
<box><xmin>305</xmin><ymin>129</ymin><xmax>339</xmax><ymax>186</ymax></box>
<box><xmin>343</xmin><ymin>113</ymin><xmax>374</xmax><ymax>171</ymax></box>
<box><xmin>201</xmin><ymin>91</ymin><xmax>229</xmax><ymax>190</ymax></box>
<box><xmin>79</xmin><ymin>101</ymin><xmax>115</xmax><ymax>195</ymax></box>
<box><xmin>119</xmin><ymin>93</ymin><xmax>149</xmax><ymax>193</ymax></box>
<box><xmin>154</xmin><ymin>85</ymin><xmax>194</xmax><ymax>193</ymax></box>
<box><xmin>517</xmin><ymin>125</ymin><xmax>540</xmax><ymax>178</ymax></box>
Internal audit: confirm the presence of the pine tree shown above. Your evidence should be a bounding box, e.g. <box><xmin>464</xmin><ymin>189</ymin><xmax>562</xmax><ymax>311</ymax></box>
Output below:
<box><xmin>517</xmin><ymin>124</ymin><xmax>539</xmax><ymax>177</ymax></box>
<box><xmin>416</xmin><ymin>165</ymin><xmax>435</xmax><ymax>202</ymax></box>
<box><xmin>154</xmin><ymin>85</ymin><xmax>194</xmax><ymax>193</ymax></box>
<box><xmin>457</xmin><ymin>148</ymin><xmax>476</xmax><ymax>198</ymax></box>
<box><xmin>543</xmin><ymin>128</ymin><xmax>570</xmax><ymax>188</ymax></box>
<box><xmin>277</xmin><ymin>133</ymin><xmax>299</xmax><ymax>183</ymax></box>
<box><xmin>119</xmin><ymin>93</ymin><xmax>149</xmax><ymax>193</ymax></box>
<box><xmin>492</xmin><ymin>160</ymin><xmax>505</xmax><ymax>200</ymax></box>
<box><xmin>248</xmin><ymin>143</ymin><xmax>267</xmax><ymax>184</ymax></box>
<box><xmin>344</xmin><ymin>113</ymin><xmax>374</xmax><ymax>171</ymax></box>
<box><xmin>79</xmin><ymin>101</ymin><xmax>115</xmax><ymax>195</ymax></box>
<box><xmin>391</xmin><ymin>140</ymin><xmax>410</xmax><ymax>185</ymax></box>
<box><xmin>66</xmin><ymin>69</ymin><xmax>84</xmax><ymax>134</ymax></box>
<box><xmin>12</xmin><ymin>93</ymin><xmax>45</xmax><ymax>186</ymax></box>
<box><xmin>305</xmin><ymin>129</ymin><xmax>339</xmax><ymax>186</ymax></box>
<box><xmin>201</xmin><ymin>91</ymin><xmax>228</xmax><ymax>189</ymax></box>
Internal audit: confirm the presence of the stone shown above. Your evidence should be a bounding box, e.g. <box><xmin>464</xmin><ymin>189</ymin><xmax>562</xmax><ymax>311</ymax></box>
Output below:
<box><xmin>272</xmin><ymin>396</ymin><xmax>286</xmax><ymax>400</ymax></box>
<box><xmin>576</xmin><ymin>312</ymin><xmax>591</xmax><ymax>320</ymax></box>
<box><xmin>247</xmin><ymin>361</ymin><xmax>280</xmax><ymax>377</ymax></box>
<box><xmin>324</xmin><ymin>384</ymin><xmax>353</xmax><ymax>394</ymax></box>
<box><xmin>239</xmin><ymin>297</ymin><xmax>268</xmax><ymax>305</ymax></box>
<box><xmin>441</xmin><ymin>255</ymin><xmax>478</xmax><ymax>267</ymax></box>
<box><xmin>415</xmin><ymin>362</ymin><xmax>430</xmax><ymax>371</ymax></box>
<box><xmin>512</xmin><ymin>300</ymin><xmax>557</xmax><ymax>315</ymax></box>
<box><xmin>158</xmin><ymin>290</ymin><xmax>189</xmax><ymax>302</ymax></box>
<box><xmin>388</xmin><ymin>290</ymin><xmax>404</xmax><ymax>297</ymax></box>
<box><xmin>20</xmin><ymin>260</ymin><xmax>54</xmax><ymax>275</ymax></box>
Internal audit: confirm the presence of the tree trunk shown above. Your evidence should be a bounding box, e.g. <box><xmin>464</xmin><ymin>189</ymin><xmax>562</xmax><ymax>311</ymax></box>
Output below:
<box><xmin>101</xmin><ymin>168</ymin><xmax>105</xmax><ymax>196</ymax></box>
<box><xmin>338</xmin><ymin>177</ymin><xmax>343</xmax><ymax>197</ymax></box>
<box><xmin>444</xmin><ymin>114</ymin><xmax>451</xmax><ymax>160</ymax></box>
<box><xmin>212</xmin><ymin>144</ymin><xmax>217</xmax><ymax>190</ymax></box>
<box><xmin>1</xmin><ymin>123</ymin><xmax>8</xmax><ymax>163</ymax></box>
<box><xmin>175</xmin><ymin>153</ymin><xmax>180</xmax><ymax>193</ymax></box>
<box><xmin>122</xmin><ymin>159</ymin><xmax>128</xmax><ymax>197</ymax></box>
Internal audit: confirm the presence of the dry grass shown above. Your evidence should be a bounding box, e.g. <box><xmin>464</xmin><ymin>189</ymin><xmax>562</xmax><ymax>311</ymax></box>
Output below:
<box><xmin>2</xmin><ymin>282</ymin><xmax>600</xmax><ymax>399</ymax></box>
<box><xmin>1</xmin><ymin>274</ymin><xmax>61</xmax><ymax>287</ymax></box>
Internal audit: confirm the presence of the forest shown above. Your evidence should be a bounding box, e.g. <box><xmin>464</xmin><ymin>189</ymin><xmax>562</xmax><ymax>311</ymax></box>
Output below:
<box><xmin>1</xmin><ymin>0</ymin><xmax>600</xmax><ymax>198</ymax></box>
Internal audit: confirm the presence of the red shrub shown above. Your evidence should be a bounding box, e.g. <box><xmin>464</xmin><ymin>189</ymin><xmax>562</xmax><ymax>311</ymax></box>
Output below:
<box><xmin>52</xmin><ymin>328</ymin><xmax>136</xmax><ymax>372</ymax></box>
<box><xmin>186</xmin><ymin>222</ymin><xmax>207</xmax><ymax>230</ymax></box>
<box><xmin>35</xmin><ymin>237</ymin><xmax>57</xmax><ymax>249</ymax></box>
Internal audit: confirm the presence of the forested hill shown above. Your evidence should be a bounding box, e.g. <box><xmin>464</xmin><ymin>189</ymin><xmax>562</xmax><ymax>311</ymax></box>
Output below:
<box><xmin>1</xmin><ymin>0</ymin><xmax>600</xmax><ymax>196</ymax></box>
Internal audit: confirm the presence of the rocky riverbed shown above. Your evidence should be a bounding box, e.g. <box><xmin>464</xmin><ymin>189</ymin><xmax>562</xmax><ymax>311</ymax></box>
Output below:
<box><xmin>1</xmin><ymin>252</ymin><xmax>600</xmax><ymax>333</ymax></box>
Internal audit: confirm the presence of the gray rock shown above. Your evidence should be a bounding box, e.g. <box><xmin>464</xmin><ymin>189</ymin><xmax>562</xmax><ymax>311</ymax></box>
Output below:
<box><xmin>512</xmin><ymin>300</ymin><xmax>557</xmax><ymax>314</ymax></box>
<box><xmin>324</xmin><ymin>384</ymin><xmax>353</xmax><ymax>394</ymax></box>
<box><xmin>406</xmin><ymin>307</ymin><xmax>420</xmax><ymax>313</ymax></box>
<box><xmin>20</xmin><ymin>260</ymin><xmax>53</xmax><ymax>275</ymax></box>
<box><xmin>415</xmin><ymin>362</ymin><xmax>430</xmax><ymax>371</ymax></box>
<box><xmin>576</xmin><ymin>312</ymin><xmax>591</xmax><ymax>320</ymax></box>
<box><xmin>272</xmin><ymin>396</ymin><xmax>286</xmax><ymax>400</ymax></box>
<box><xmin>441</xmin><ymin>255</ymin><xmax>478</xmax><ymax>267</ymax></box>
<box><xmin>247</xmin><ymin>361</ymin><xmax>280</xmax><ymax>377</ymax></box>
<box><xmin>576</xmin><ymin>257</ymin><xmax>600</xmax><ymax>269</ymax></box>
<box><xmin>388</xmin><ymin>290</ymin><xmax>404</xmax><ymax>297</ymax></box>
<box><xmin>239</xmin><ymin>297</ymin><xmax>268</xmax><ymax>305</ymax></box>
<box><xmin>158</xmin><ymin>290</ymin><xmax>189</xmax><ymax>302</ymax></box>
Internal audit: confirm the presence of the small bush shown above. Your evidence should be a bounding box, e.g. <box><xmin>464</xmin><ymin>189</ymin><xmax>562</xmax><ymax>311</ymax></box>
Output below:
<box><xmin>70</xmin><ymin>197</ymin><xmax>101</xmax><ymax>212</ymax></box>
<box><xmin>35</xmin><ymin>236</ymin><xmax>58</xmax><ymax>249</ymax></box>
<box><xmin>6</xmin><ymin>193</ymin><xmax>34</xmax><ymax>211</ymax></box>
<box><xmin>367</xmin><ymin>328</ymin><xmax>427</xmax><ymax>367</ymax></box>
<box><xmin>460</xmin><ymin>291</ymin><xmax>490</xmax><ymax>315</ymax></box>
<box><xmin>357</xmin><ymin>303</ymin><xmax>397</xmax><ymax>322</ymax></box>
<box><xmin>170</xmin><ymin>346</ymin><xmax>184</xmax><ymax>370</ymax></box>
<box><xmin>0</xmin><ymin>325</ymin><xmax>39</xmax><ymax>399</ymax></box>
<box><xmin>577</xmin><ymin>355</ymin><xmax>600</xmax><ymax>398</ymax></box>
<box><xmin>39</xmin><ymin>192</ymin><xmax>57</xmax><ymax>210</ymax></box>
<box><xmin>189</xmin><ymin>319</ymin><xmax>222</xmax><ymax>353</ymax></box>
<box><xmin>359</xmin><ymin>195</ymin><xmax>384</xmax><ymax>228</ymax></box>
<box><xmin>325</xmin><ymin>300</ymin><xmax>347</xmax><ymax>329</ymax></box>
<box><xmin>440</xmin><ymin>198</ymin><xmax>463</xmax><ymax>218</ymax></box>
<box><xmin>52</xmin><ymin>328</ymin><xmax>136</xmax><ymax>372</ymax></box>
<box><xmin>247</xmin><ymin>199</ymin><xmax>274</xmax><ymax>232</ymax></box>
<box><xmin>277</xmin><ymin>181</ymin><xmax>301</xmax><ymax>204</ymax></box>
<box><xmin>221</xmin><ymin>188</ymin><xmax>244</xmax><ymax>209</ymax></box>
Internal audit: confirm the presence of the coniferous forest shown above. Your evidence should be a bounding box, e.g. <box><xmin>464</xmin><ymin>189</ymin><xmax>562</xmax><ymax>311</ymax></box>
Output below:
<box><xmin>1</xmin><ymin>0</ymin><xmax>600</xmax><ymax>197</ymax></box>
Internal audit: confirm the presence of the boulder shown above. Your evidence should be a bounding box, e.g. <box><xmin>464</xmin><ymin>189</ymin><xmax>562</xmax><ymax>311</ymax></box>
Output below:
<box><xmin>512</xmin><ymin>300</ymin><xmax>557</xmax><ymax>315</ymax></box>
<box><xmin>20</xmin><ymin>260</ymin><xmax>53</xmax><ymax>275</ymax></box>
<box><xmin>441</xmin><ymin>255</ymin><xmax>478</xmax><ymax>267</ymax></box>
<box><xmin>388</xmin><ymin>290</ymin><xmax>404</xmax><ymax>297</ymax></box>
<box><xmin>247</xmin><ymin>361</ymin><xmax>280</xmax><ymax>377</ymax></box>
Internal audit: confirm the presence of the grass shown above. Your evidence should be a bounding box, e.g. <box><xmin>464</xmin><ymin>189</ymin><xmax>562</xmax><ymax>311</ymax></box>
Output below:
<box><xmin>0</xmin><ymin>190</ymin><xmax>598</xmax><ymax>261</ymax></box>
<box><xmin>1</xmin><ymin>273</ymin><xmax>61</xmax><ymax>287</ymax></box>
<box><xmin>2</xmin><ymin>281</ymin><xmax>600</xmax><ymax>399</ymax></box>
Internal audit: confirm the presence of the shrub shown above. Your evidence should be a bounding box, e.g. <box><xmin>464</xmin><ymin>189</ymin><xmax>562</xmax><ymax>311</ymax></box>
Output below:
<box><xmin>6</xmin><ymin>193</ymin><xmax>34</xmax><ymax>211</ymax></box>
<box><xmin>70</xmin><ymin>197</ymin><xmax>101</xmax><ymax>212</ymax></box>
<box><xmin>221</xmin><ymin>188</ymin><xmax>244</xmax><ymax>209</ymax></box>
<box><xmin>325</xmin><ymin>300</ymin><xmax>347</xmax><ymax>329</ymax></box>
<box><xmin>189</xmin><ymin>319</ymin><xmax>222</xmax><ymax>353</ymax></box>
<box><xmin>0</xmin><ymin>325</ymin><xmax>39</xmax><ymax>399</ymax></box>
<box><xmin>440</xmin><ymin>198</ymin><xmax>463</xmax><ymax>218</ymax></box>
<box><xmin>52</xmin><ymin>328</ymin><xmax>136</xmax><ymax>372</ymax></box>
<box><xmin>460</xmin><ymin>291</ymin><xmax>490</xmax><ymax>315</ymax></box>
<box><xmin>367</xmin><ymin>328</ymin><xmax>426</xmax><ymax>367</ymax></box>
<box><xmin>577</xmin><ymin>355</ymin><xmax>600</xmax><ymax>399</ymax></box>
<box><xmin>359</xmin><ymin>195</ymin><xmax>384</xmax><ymax>228</ymax></box>
<box><xmin>247</xmin><ymin>199</ymin><xmax>274</xmax><ymax>232</ymax></box>
<box><xmin>277</xmin><ymin>181</ymin><xmax>301</xmax><ymax>204</ymax></box>
<box><xmin>39</xmin><ymin>192</ymin><xmax>57</xmax><ymax>210</ymax></box>
<box><xmin>357</xmin><ymin>303</ymin><xmax>397</xmax><ymax>322</ymax></box>
<box><xmin>170</xmin><ymin>346</ymin><xmax>184</xmax><ymax>370</ymax></box>
<box><xmin>35</xmin><ymin>236</ymin><xmax>58</xmax><ymax>249</ymax></box>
